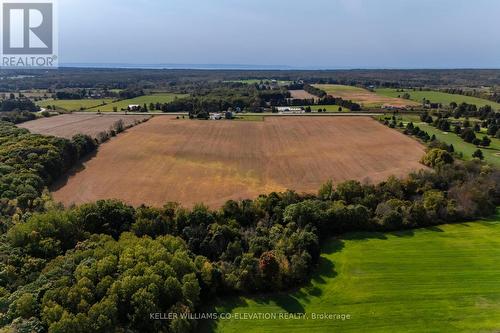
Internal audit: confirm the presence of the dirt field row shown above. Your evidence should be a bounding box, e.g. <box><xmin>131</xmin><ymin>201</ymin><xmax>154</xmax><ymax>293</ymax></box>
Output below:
<box><xmin>52</xmin><ymin>116</ymin><xmax>427</xmax><ymax>208</ymax></box>
<box><xmin>18</xmin><ymin>114</ymin><xmax>151</xmax><ymax>139</ymax></box>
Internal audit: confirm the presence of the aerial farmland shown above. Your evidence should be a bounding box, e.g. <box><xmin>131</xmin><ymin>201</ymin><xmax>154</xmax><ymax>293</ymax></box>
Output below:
<box><xmin>1</xmin><ymin>10</ymin><xmax>500</xmax><ymax>330</ymax></box>
<box><xmin>51</xmin><ymin>116</ymin><xmax>426</xmax><ymax>208</ymax></box>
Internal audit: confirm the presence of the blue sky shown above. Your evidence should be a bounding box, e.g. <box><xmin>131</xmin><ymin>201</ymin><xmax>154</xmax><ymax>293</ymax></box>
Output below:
<box><xmin>60</xmin><ymin>0</ymin><xmax>500</xmax><ymax>68</ymax></box>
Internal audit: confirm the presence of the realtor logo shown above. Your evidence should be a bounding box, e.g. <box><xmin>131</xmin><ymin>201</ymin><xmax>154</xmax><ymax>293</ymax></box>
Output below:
<box><xmin>1</xmin><ymin>0</ymin><xmax>58</xmax><ymax>68</ymax></box>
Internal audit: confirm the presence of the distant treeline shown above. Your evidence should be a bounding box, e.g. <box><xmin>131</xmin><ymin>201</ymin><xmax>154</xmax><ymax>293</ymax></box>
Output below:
<box><xmin>156</xmin><ymin>83</ymin><xmax>362</xmax><ymax>114</ymax></box>
<box><xmin>0</xmin><ymin>110</ymin><xmax>37</xmax><ymax>124</ymax></box>
<box><xmin>0</xmin><ymin>98</ymin><xmax>38</xmax><ymax>112</ymax></box>
<box><xmin>4</xmin><ymin>68</ymin><xmax>500</xmax><ymax>92</ymax></box>
<box><xmin>304</xmin><ymin>84</ymin><xmax>327</xmax><ymax>98</ymax></box>
<box><xmin>440</xmin><ymin>88</ymin><xmax>500</xmax><ymax>104</ymax></box>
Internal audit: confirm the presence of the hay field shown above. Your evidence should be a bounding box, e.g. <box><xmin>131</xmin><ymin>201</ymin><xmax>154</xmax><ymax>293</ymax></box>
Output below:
<box><xmin>314</xmin><ymin>84</ymin><xmax>419</xmax><ymax>108</ymax></box>
<box><xmin>18</xmin><ymin>114</ymin><xmax>150</xmax><ymax>139</ymax></box>
<box><xmin>52</xmin><ymin>116</ymin><xmax>426</xmax><ymax>208</ymax></box>
<box><xmin>87</xmin><ymin>93</ymin><xmax>188</xmax><ymax>111</ymax></box>
<box><xmin>36</xmin><ymin>99</ymin><xmax>114</xmax><ymax>111</ymax></box>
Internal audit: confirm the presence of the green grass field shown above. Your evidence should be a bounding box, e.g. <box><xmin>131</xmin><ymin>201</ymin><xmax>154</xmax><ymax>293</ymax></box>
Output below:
<box><xmin>87</xmin><ymin>93</ymin><xmax>188</xmax><ymax>112</ymax></box>
<box><xmin>375</xmin><ymin>88</ymin><xmax>500</xmax><ymax>110</ymax></box>
<box><xmin>36</xmin><ymin>98</ymin><xmax>114</xmax><ymax>111</ymax></box>
<box><xmin>202</xmin><ymin>213</ymin><xmax>500</xmax><ymax>332</ymax></box>
<box><xmin>298</xmin><ymin>105</ymin><xmax>350</xmax><ymax>112</ymax></box>
<box><xmin>389</xmin><ymin>115</ymin><xmax>500</xmax><ymax>167</ymax></box>
<box><xmin>313</xmin><ymin>84</ymin><xmax>366</xmax><ymax>94</ymax></box>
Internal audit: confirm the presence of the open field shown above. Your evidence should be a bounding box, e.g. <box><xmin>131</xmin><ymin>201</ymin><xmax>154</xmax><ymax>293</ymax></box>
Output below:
<box><xmin>314</xmin><ymin>84</ymin><xmax>419</xmax><ymax>108</ymax></box>
<box><xmin>375</xmin><ymin>88</ymin><xmax>500</xmax><ymax>110</ymax></box>
<box><xmin>298</xmin><ymin>105</ymin><xmax>351</xmax><ymax>112</ymax></box>
<box><xmin>18</xmin><ymin>114</ymin><xmax>150</xmax><ymax>139</ymax></box>
<box><xmin>202</xmin><ymin>213</ymin><xmax>500</xmax><ymax>333</ymax></box>
<box><xmin>385</xmin><ymin>114</ymin><xmax>500</xmax><ymax>167</ymax></box>
<box><xmin>52</xmin><ymin>116</ymin><xmax>426</xmax><ymax>208</ymax></box>
<box><xmin>36</xmin><ymin>98</ymin><xmax>114</xmax><ymax>111</ymax></box>
<box><xmin>87</xmin><ymin>93</ymin><xmax>188</xmax><ymax>111</ymax></box>
<box><xmin>289</xmin><ymin>90</ymin><xmax>317</xmax><ymax>100</ymax></box>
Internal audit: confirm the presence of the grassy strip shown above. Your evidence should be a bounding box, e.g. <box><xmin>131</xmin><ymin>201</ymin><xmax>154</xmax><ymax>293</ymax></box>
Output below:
<box><xmin>385</xmin><ymin>114</ymin><xmax>500</xmax><ymax>167</ymax></box>
<box><xmin>375</xmin><ymin>88</ymin><xmax>500</xmax><ymax>110</ymax></box>
<box><xmin>87</xmin><ymin>93</ymin><xmax>188</xmax><ymax>112</ymax></box>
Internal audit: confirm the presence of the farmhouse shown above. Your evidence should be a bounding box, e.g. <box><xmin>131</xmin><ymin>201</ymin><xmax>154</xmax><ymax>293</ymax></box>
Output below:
<box><xmin>210</xmin><ymin>113</ymin><xmax>223</xmax><ymax>120</ymax></box>
<box><xmin>277</xmin><ymin>106</ymin><xmax>304</xmax><ymax>114</ymax></box>
<box><xmin>382</xmin><ymin>104</ymin><xmax>408</xmax><ymax>110</ymax></box>
<box><xmin>128</xmin><ymin>104</ymin><xmax>140</xmax><ymax>110</ymax></box>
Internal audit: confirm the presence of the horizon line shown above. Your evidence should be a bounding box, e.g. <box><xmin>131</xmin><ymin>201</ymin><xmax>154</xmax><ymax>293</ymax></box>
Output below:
<box><xmin>59</xmin><ymin>63</ymin><xmax>500</xmax><ymax>71</ymax></box>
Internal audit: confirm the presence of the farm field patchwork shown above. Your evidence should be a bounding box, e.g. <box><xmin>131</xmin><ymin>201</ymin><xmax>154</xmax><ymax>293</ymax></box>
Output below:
<box><xmin>36</xmin><ymin>98</ymin><xmax>114</xmax><ymax>111</ymax></box>
<box><xmin>375</xmin><ymin>88</ymin><xmax>500</xmax><ymax>110</ymax></box>
<box><xmin>18</xmin><ymin>114</ymin><xmax>150</xmax><ymax>139</ymax></box>
<box><xmin>202</xmin><ymin>213</ymin><xmax>500</xmax><ymax>333</ymax></box>
<box><xmin>51</xmin><ymin>116</ymin><xmax>426</xmax><ymax>208</ymax></box>
<box><xmin>87</xmin><ymin>93</ymin><xmax>189</xmax><ymax>111</ymax></box>
<box><xmin>314</xmin><ymin>84</ymin><xmax>419</xmax><ymax>108</ymax></box>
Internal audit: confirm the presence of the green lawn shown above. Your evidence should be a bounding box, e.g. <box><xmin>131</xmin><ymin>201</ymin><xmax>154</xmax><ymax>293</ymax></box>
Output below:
<box><xmin>389</xmin><ymin>115</ymin><xmax>500</xmax><ymax>167</ymax></box>
<box><xmin>298</xmin><ymin>105</ymin><xmax>350</xmax><ymax>112</ymax></box>
<box><xmin>375</xmin><ymin>88</ymin><xmax>500</xmax><ymax>110</ymax></box>
<box><xmin>87</xmin><ymin>93</ymin><xmax>188</xmax><ymax>112</ymax></box>
<box><xmin>202</xmin><ymin>213</ymin><xmax>500</xmax><ymax>332</ymax></box>
<box><xmin>36</xmin><ymin>98</ymin><xmax>114</xmax><ymax>111</ymax></box>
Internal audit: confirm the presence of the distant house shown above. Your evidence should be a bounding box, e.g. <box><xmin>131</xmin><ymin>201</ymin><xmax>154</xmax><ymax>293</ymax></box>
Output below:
<box><xmin>210</xmin><ymin>113</ymin><xmax>223</xmax><ymax>120</ymax></box>
<box><xmin>277</xmin><ymin>106</ymin><xmax>304</xmax><ymax>114</ymax></box>
<box><xmin>382</xmin><ymin>104</ymin><xmax>407</xmax><ymax>110</ymax></box>
<box><xmin>128</xmin><ymin>104</ymin><xmax>140</xmax><ymax>110</ymax></box>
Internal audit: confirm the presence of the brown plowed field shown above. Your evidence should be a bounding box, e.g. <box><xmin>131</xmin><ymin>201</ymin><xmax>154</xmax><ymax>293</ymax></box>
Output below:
<box><xmin>289</xmin><ymin>89</ymin><xmax>318</xmax><ymax>100</ymax></box>
<box><xmin>52</xmin><ymin>116</ymin><xmax>426</xmax><ymax>208</ymax></box>
<box><xmin>18</xmin><ymin>114</ymin><xmax>151</xmax><ymax>139</ymax></box>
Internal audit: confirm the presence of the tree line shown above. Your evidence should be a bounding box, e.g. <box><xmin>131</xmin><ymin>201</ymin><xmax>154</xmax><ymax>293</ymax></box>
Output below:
<box><xmin>0</xmin><ymin>122</ymin><xmax>97</xmax><ymax>230</ymax></box>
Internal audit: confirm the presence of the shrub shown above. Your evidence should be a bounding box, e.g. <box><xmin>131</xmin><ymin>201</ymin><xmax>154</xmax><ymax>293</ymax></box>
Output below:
<box><xmin>472</xmin><ymin>149</ymin><xmax>484</xmax><ymax>160</ymax></box>
<box><xmin>421</xmin><ymin>149</ymin><xmax>454</xmax><ymax>168</ymax></box>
